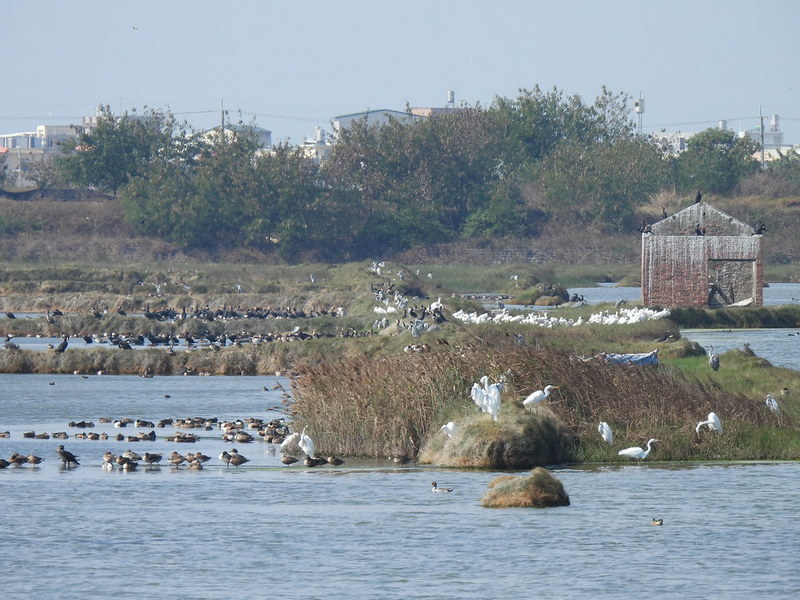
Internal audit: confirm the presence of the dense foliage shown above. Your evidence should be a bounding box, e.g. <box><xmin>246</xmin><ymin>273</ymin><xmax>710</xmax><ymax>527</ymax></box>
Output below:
<box><xmin>41</xmin><ymin>88</ymin><xmax>793</xmax><ymax>261</ymax></box>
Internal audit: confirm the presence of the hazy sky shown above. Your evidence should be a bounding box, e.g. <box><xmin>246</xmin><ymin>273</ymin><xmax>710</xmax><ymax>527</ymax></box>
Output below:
<box><xmin>3</xmin><ymin>1</ymin><xmax>799</xmax><ymax>145</ymax></box>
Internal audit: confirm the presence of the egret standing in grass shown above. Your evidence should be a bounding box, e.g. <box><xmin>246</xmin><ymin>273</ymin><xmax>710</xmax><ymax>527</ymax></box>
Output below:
<box><xmin>598</xmin><ymin>421</ymin><xmax>614</xmax><ymax>445</ymax></box>
<box><xmin>523</xmin><ymin>385</ymin><xmax>559</xmax><ymax>413</ymax></box>
<box><xmin>695</xmin><ymin>412</ymin><xmax>723</xmax><ymax>434</ymax></box>
<box><xmin>440</xmin><ymin>421</ymin><xmax>458</xmax><ymax>438</ymax></box>
<box><xmin>485</xmin><ymin>382</ymin><xmax>503</xmax><ymax>421</ymax></box>
<box><xmin>618</xmin><ymin>439</ymin><xmax>659</xmax><ymax>464</ymax></box>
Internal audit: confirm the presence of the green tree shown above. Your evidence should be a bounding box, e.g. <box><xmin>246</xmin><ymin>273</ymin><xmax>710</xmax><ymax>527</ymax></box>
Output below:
<box><xmin>56</xmin><ymin>106</ymin><xmax>177</xmax><ymax>195</ymax></box>
<box><xmin>534</xmin><ymin>135</ymin><xmax>668</xmax><ymax>229</ymax></box>
<box><xmin>0</xmin><ymin>151</ymin><xmax>7</xmax><ymax>188</ymax></box>
<box><xmin>676</xmin><ymin>127</ymin><xmax>760</xmax><ymax>195</ymax></box>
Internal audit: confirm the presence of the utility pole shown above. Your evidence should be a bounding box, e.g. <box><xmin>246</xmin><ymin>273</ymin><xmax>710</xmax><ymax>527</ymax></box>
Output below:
<box><xmin>760</xmin><ymin>106</ymin><xmax>765</xmax><ymax>170</ymax></box>
<box><xmin>220</xmin><ymin>99</ymin><xmax>225</xmax><ymax>145</ymax></box>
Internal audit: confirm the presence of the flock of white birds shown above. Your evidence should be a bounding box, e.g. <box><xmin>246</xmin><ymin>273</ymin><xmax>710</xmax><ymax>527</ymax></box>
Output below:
<box><xmin>439</xmin><ymin>379</ymin><xmax>738</xmax><ymax>465</ymax></box>
<box><xmin>452</xmin><ymin>306</ymin><xmax>671</xmax><ymax>328</ymax></box>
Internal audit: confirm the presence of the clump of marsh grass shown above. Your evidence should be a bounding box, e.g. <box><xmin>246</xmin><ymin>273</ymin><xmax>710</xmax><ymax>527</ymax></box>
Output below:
<box><xmin>481</xmin><ymin>467</ymin><xmax>570</xmax><ymax>508</ymax></box>
<box><xmin>418</xmin><ymin>408</ymin><xmax>573</xmax><ymax>468</ymax></box>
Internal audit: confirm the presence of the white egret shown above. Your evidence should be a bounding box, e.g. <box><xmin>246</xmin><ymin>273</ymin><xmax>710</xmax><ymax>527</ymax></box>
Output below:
<box><xmin>440</xmin><ymin>421</ymin><xmax>459</xmax><ymax>438</ymax></box>
<box><xmin>708</xmin><ymin>346</ymin><xmax>720</xmax><ymax>371</ymax></box>
<box><xmin>618</xmin><ymin>438</ymin><xmax>659</xmax><ymax>463</ymax></box>
<box><xmin>598</xmin><ymin>421</ymin><xmax>614</xmax><ymax>445</ymax></box>
<box><xmin>485</xmin><ymin>382</ymin><xmax>504</xmax><ymax>421</ymax></box>
<box><xmin>695</xmin><ymin>412</ymin><xmax>723</xmax><ymax>434</ymax></box>
<box><xmin>470</xmin><ymin>382</ymin><xmax>485</xmax><ymax>408</ymax></box>
<box><xmin>765</xmin><ymin>395</ymin><xmax>780</xmax><ymax>414</ymax></box>
<box><xmin>280</xmin><ymin>431</ymin><xmax>300</xmax><ymax>453</ymax></box>
<box><xmin>431</xmin><ymin>481</ymin><xmax>453</xmax><ymax>493</ymax></box>
<box><xmin>523</xmin><ymin>385</ymin><xmax>559</xmax><ymax>412</ymax></box>
<box><xmin>299</xmin><ymin>427</ymin><xmax>316</xmax><ymax>459</ymax></box>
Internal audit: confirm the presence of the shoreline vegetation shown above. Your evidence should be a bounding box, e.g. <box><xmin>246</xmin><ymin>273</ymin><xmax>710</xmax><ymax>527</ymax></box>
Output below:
<box><xmin>2</xmin><ymin>260</ymin><xmax>800</xmax><ymax>466</ymax></box>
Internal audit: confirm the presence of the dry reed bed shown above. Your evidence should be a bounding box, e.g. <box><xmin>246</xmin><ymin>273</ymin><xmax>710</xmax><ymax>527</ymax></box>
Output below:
<box><xmin>292</xmin><ymin>344</ymin><xmax>783</xmax><ymax>462</ymax></box>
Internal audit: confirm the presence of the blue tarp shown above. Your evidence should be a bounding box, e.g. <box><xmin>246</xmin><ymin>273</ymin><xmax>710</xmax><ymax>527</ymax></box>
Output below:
<box><xmin>599</xmin><ymin>349</ymin><xmax>659</xmax><ymax>366</ymax></box>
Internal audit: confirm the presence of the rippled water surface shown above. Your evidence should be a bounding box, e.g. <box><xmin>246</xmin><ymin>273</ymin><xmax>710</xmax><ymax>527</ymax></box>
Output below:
<box><xmin>1</xmin><ymin>374</ymin><xmax>799</xmax><ymax>599</ymax></box>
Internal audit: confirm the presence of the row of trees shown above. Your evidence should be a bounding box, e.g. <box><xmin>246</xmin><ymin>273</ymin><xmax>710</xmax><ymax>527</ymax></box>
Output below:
<box><xmin>20</xmin><ymin>89</ymin><xmax>795</xmax><ymax>260</ymax></box>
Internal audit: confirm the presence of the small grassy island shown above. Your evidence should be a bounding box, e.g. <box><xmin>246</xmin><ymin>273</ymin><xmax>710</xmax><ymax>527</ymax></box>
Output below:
<box><xmin>1</xmin><ymin>259</ymin><xmax>800</xmax><ymax>465</ymax></box>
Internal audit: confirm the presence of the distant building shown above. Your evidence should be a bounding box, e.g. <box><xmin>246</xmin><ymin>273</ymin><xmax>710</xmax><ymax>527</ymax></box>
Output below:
<box><xmin>330</xmin><ymin>109</ymin><xmax>423</xmax><ymax>137</ymax></box>
<box><xmin>299</xmin><ymin>127</ymin><xmax>333</xmax><ymax>163</ymax></box>
<box><xmin>641</xmin><ymin>202</ymin><xmax>763</xmax><ymax>308</ymax></box>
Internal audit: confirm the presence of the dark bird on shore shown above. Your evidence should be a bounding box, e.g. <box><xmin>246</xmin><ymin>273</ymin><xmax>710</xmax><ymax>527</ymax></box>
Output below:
<box><xmin>281</xmin><ymin>455</ymin><xmax>298</xmax><ymax>465</ymax></box>
<box><xmin>5</xmin><ymin>312</ymin><xmax>15</xmax><ymax>319</ymax></box>
<box><xmin>56</xmin><ymin>445</ymin><xmax>79</xmax><ymax>467</ymax></box>
<box><xmin>83</xmin><ymin>335</ymin><xmax>93</xmax><ymax>344</ymax></box>
<box><xmin>742</xmin><ymin>342</ymin><xmax>756</xmax><ymax>357</ymax></box>
<box><xmin>327</xmin><ymin>456</ymin><xmax>345</xmax><ymax>466</ymax></box>
<box><xmin>695</xmin><ymin>190</ymin><xmax>702</xmax><ymax>203</ymax></box>
<box><xmin>118</xmin><ymin>340</ymin><xmax>132</xmax><ymax>350</ymax></box>
<box><xmin>4</xmin><ymin>336</ymin><xmax>20</xmax><ymax>351</ymax></box>
<box><xmin>662</xmin><ymin>208</ymin><xmax>668</xmax><ymax>220</ymax></box>
<box><xmin>54</xmin><ymin>335</ymin><xmax>69</xmax><ymax>353</ymax></box>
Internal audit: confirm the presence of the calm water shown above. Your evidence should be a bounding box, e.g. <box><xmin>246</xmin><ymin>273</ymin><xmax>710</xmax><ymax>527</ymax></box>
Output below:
<box><xmin>681</xmin><ymin>327</ymin><xmax>800</xmax><ymax>371</ymax></box>
<box><xmin>1</xmin><ymin>374</ymin><xmax>799</xmax><ymax>599</ymax></box>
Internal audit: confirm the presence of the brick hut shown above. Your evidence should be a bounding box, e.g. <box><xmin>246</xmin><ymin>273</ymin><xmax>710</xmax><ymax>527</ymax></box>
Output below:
<box><xmin>641</xmin><ymin>201</ymin><xmax>763</xmax><ymax>308</ymax></box>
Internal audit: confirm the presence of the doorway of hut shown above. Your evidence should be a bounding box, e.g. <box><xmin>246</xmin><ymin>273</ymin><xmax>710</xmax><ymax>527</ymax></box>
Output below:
<box><xmin>707</xmin><ymin>259</ymin><xmax>756</xmax><ymax>308</ymax></box>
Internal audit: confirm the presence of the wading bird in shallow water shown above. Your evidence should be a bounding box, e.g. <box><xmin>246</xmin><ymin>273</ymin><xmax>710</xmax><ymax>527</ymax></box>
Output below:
<box><xmin>56</xmin><ymin>445</ymin><xmax>79</xmax><ymax>467</ymax></box>
<box><xmin>598</xmin><ymin>422</ymin><xmax>614</xmax><ymax>445</ymax></box>
<box><xmin>431</xmin><ymin>482</ymin><xmax>453</xmax><ymax>493</ymax></box>
<box><xmin>695</xmin><ymin>412</ymin><xmax>723</xmax><ymax>434</ymax></box>
<box><xmin>618</xmin><ymin>439</ymin><xmax>659</xmax><ymax>464</ymax></box>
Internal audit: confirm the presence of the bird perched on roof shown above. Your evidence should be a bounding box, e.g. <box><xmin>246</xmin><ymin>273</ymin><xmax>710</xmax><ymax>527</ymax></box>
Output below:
<box><xmin>56</xmin><ymin>445</ymin><xmax>79</xmax><ymax>467</ymax></box>
<box><xmin>695</xmin><ymin>190</ymin><xmax>702</xmax><ymax>203</ymax></box>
